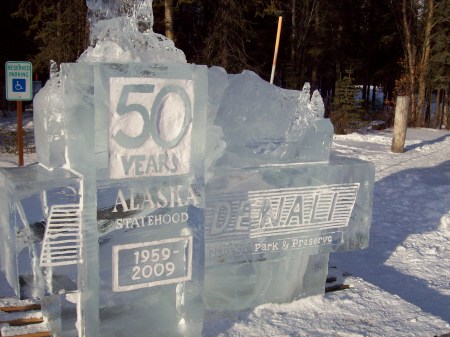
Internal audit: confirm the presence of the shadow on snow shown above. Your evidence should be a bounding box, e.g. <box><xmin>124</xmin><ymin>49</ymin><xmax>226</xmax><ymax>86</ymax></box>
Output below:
<box><xmin>331</xmin><ymin>159</ymin><xmax>450</xmax><ymax>323</ymax></box>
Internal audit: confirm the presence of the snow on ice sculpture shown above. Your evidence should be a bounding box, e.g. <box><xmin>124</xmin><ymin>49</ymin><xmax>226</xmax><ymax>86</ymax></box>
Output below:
<box><xmin>204</xmin><ymin>68</ymin><xmax>375</xmax><ymax>310</ymax></box>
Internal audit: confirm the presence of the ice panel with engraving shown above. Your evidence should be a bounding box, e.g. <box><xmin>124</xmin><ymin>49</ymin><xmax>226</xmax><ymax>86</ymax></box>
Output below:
<box><xmin>95</xmin><ymin>178</ymin><xmax>204</xmax><ymax>337</ymax></box>
<box><xmin>204</xmin><ymin>156</ymin><xmax>374</xmax><ymax>309</ymax></box>
<box><xmin>57</xmin><ymin>62</ymin><xmax>207</xmax><ymax>337</ymax></box>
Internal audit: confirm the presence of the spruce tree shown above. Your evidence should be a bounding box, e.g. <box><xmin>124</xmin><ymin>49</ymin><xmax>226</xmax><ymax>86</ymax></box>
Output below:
<box><xmin>14</xmin><ymin>0</ymin><xmax>89</xmax><ymax>78</ymax></box>
<box><xmin>429</xmin><ymin>0</ymin><xmax>450</xmax><ymax>128</ymax></box>
<box><xmin>331</xmin><ymin>67</ymin><xmax>363</xmax><ymax>134</ymax></box>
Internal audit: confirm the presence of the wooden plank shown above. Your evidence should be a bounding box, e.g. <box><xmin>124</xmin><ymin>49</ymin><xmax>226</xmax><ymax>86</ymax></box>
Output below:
<box><xmin>0</xmin><ymin>306</ymin><xmax>40</xmax><ymax>314</ymax></box>
<box><xmin>0</xmin><ymin>332</ymin><xmax>52</xmax><ymax>337</ymax></box>
<box><xmin>0</xmin><ymin>323</ymin><xmax>52</xmax><ymax>337</ymax></box>
<box><xmin>0</xmin><ymin>300</ymin><xmax>51</xmax><ymax>337</ymax></box>
<box><xmin>325</xmin><ymin>284</ymin><xmax>350</xmax><ymax>293</ymax></box>
<box><xmin>0</xmin><ymin>318</ymin><xmax>44</xmax><ymax>326</ymax></box>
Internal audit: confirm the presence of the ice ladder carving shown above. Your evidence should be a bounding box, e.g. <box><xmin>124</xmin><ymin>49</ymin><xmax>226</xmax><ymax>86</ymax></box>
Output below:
<box><xmin>39</xmin><ymin>204</ymin><xmax>82</xmax><ymax>267</ymax></box>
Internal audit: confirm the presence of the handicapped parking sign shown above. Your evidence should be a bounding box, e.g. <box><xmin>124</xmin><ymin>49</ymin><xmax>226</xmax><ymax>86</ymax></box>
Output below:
<box><xmin>13</xmin><ymin>79</ymin><xmax>26</xmax><ymax>92</ymax></box>
<box><xmin>5</xmin><ymin>61</ymin><xmax>33</xmax><ymax>101</ymax></box>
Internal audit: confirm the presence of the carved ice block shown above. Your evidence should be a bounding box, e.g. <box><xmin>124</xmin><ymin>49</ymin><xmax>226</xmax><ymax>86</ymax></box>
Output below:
<box><xmin>207</xmin><ymin>69</ymin><xmax>334</xmax><ymax>169</ymax></box>
<box><xmin>58</xmin><ymin>62</ymin><xmax>207</xmax><ymax>337</ymax></box>
<box><xmin>0</xmin><ymin>165</ymin><xmax>81</xmax><ymax>299</ymax></box>
<box><xmin>205</xmin><ymin>71</ymin><xmax>374</xmax><ymax>310</ymax></box>
<box><xmin>205</xmin><ymin>157</ymin><xmax>374</xmax><ymax>310</ymax></box>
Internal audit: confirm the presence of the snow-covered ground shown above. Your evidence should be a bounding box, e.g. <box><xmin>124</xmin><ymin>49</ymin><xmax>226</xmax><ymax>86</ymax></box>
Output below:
<box><xmin>0</xmin><ymin>116</ymin><xmax>449</xmax><ymax>336</ymax></box>
<box><xmin>0</xmin><ymin>111</ymin><xmax>36</xmax><ymax>167</ymax></box>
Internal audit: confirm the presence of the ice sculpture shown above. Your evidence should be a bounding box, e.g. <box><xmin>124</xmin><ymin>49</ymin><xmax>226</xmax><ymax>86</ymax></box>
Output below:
<box><xmin>2</xmin><ymin>1</ymin><xmax>206</xmax><ymax>337</ymax></box>
<box><xmin>82</xmin><ymin>0</ymin><xmax>185</xmax><ymax>63</ymax></box>
<box><xmin>0</xmin><ymin>0</ymin><xmax>375</xmax><ymax>336</ymax></box>
<box><xmin>24</xmin><ymin>62</ymin><xmax>208</xmax><ymax>337</ymax></box>
<box><xmin>207</xmin><ymin>68</ymin><xmax>334</xmax><ymax>169</ymax></box>
<box><xmin>0</xmin><ymin>165</ymin><xmax>81</xmax><ymax>336</ymax></box>
<box><xmin>59</xmin><ymin>62</ymin><xmax>207</xmax><ymax>337</ymax></box>
<box><xmin>204</xmin><ymin>71</ymin><xmax>374</xmax><ymax>310</ymax></box>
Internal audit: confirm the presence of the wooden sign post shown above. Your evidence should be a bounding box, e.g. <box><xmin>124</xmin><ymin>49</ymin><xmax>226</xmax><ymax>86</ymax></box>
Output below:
<box><xmin>5</xmin><ymin>61</ymin><xmax>33</xmax><ymax>166</ymax></box>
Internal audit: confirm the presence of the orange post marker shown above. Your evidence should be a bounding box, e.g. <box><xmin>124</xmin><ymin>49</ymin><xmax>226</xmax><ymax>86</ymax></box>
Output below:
<box><xmin>270</xmin><ymin>16</ymin><xmax>283</xmax><ymax>84</ymax></box>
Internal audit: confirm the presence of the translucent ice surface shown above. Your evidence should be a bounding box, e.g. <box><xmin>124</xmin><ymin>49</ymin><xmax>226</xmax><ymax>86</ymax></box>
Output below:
<box><xmin>204</xmin><ymin>157</ymin><xmax>374</xmax><ymax>310</ymax></box>
<box><xmin>6</xmin><ymin>0</ymin><xmax>375</xmax><ymax>334</ymax></box>
<box><xmin>202</xmin><ymin>58</ymin><xmax>373</xmax><ymax>311</ymax></box>
<box><xmin>82</xmin><ymin>0</ymin><xmax>185</xmax><ymax>63</ymax></box>
<box><xmin>60</xmin><ymin>62</ymin><xmax>207</xmax><ymax>337</ymax></box>
<box><xmin>0</xmin><ymin>165</ymin><xmax>81</xmax><ymax>299</ymax></box>
<box><xmin>206</xmin><ymin>68</ymin><xmax>334</xmax><ymax>170</ymax></box>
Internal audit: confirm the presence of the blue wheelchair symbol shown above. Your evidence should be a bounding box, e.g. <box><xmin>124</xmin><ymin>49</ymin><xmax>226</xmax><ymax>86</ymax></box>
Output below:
<box><xmin>13</xmin><ymin>79</ymin><xmax>26</xmax><ymax>92</ymax></box>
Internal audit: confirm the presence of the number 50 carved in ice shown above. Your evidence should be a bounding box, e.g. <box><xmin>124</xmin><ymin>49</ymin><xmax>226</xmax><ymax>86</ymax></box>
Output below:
<box><xmin>112</xmin><ymin>84</ymin><xmax>192</xmax><ymax>149</ymax></box>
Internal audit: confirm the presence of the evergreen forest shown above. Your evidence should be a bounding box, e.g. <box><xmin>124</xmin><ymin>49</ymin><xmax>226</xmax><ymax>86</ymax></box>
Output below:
<box><xmin>0</xmin><ymin>0</ymin><xmax>449</xmax><ymax>131</ymax></box>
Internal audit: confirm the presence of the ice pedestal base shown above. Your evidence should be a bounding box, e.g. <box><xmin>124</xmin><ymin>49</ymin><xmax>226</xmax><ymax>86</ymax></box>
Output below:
<box><xmin>0</xmin><ymin>165</ymin><xmax>81</xmax><ymax>336</ymax></box>
<box><xmin>204</xmin><ymin>156</ymin><xmax>374</xmax><ymax>310</ymax></box>
<box><xmin>52</xmin><ymin>62</ymin><xmax>206</xmax><ymax>337</ymax></box>
<box><xmin>0</xmin><ymin>164</ymin><xmax>81</xmax><ymax>299</ymax></box>
<box><xmin>205</xmin><ymin>254</ymin><xmax>329</xmax><ymax>310</ymax></box>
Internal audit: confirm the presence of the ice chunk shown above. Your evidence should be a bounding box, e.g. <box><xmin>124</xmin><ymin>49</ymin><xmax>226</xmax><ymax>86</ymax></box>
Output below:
<box><xmin>0</xmin><ymin>164</ymin><xmax>81</xmax><ymax>300</ymax></box>
<box><xmin>32</xmin><ymin>1</ymin><xmax>205</xmax><ymax>333</ymax></box>
<box><xmin>207</xmin><ymin>70</ymin><xmax>334</xmax><ymax>169</ymax></box>
<box><xmin>79</xmin><ymin>17</ymin><xmax>186</xmax><ymax>63</ymax></box>
<box><xmin>22</xmin><ymin>62</ymin><xmax>208</xmax><ymax>337</ymax></box>
<box><xmin>86</xmin><ymin>0</ymin><xmax>154</xmax><ymax>33</ymax></box>
<box><xmin>82</xmin><ymin>0</ymin><xmax>185</xmax><ymax>64</ymax></box>
<box><xmin>33</xmin><ymin>73</ymin><xmax>66</xmax><ymax>168</ymax></box>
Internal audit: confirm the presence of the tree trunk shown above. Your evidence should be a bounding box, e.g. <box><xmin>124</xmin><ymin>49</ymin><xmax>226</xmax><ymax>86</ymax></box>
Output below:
<box><xmin>372</xmin><ymin>84</ymin><xmax>376</xmax><ymax>110</ymax></box>
<box><xmin>291</xmin><ymin>0</ymin><xmax>297</xmax><ymax>72</ymax></box>
<box><xmin>392</xmin><ymin>96</ymin><xmax>410</xmax><ymax>153</ymax></box>
<box><xmin>288</xmin><ymin>0</ymin><xmax>299</xmax><ymax>88</ymax></box>
<box><xmin>164</xmin><ymin>0</ymin><xmax>175</xmax><ymax>41</ymax></box>
<box><xmin>415</xmin><ymin>0</ymin><xmax>434</xmax><ymax>126</ymax></box>
<box><xmin>424</xmin><ymin>88</ymin><xmax>431</xmax><ymax>127</ymax></box>
<box><xmin>402</xmin><ymin>0</ymin><xmax>417</xmax><ymax>125</ymax></box>
<box><xmin>444</xmin><ymin>89</ymin><xmax>450</xmax><ymax>129</ymax></box>
<box><xmin>434</xmin><ymin>89</ymin><xmax>441</xmax><ymax>128</ymax></box>
<box><xmin>311</xmin><ymin>64</ymin><xmax>318</xmax><ymax>92</ymax></box>
<box><xmin>307</xmin><ymin>0</ymin><xmax>321</xmax><ymax>91</ymax></box>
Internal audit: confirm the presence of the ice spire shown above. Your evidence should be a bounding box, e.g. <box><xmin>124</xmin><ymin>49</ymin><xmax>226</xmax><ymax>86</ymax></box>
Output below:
<box><xmin>133</xmin><ymin>0</ymin><xmax>154</xmax><ymax>32</ymax></box>
<box><xmin>288</xmin><ymin>82</ymin><xmax>325</xmax><ymax>134</ymax></box>
<box><xmin>80</xmin><ymin>0</ymin><xmax>185</xmax><ymax>63</ymax></box>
